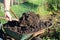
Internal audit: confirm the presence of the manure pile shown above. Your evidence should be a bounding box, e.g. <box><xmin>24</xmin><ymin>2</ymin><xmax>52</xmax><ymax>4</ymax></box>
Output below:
<box><xmin>3</xmin><ymin>12</ymin><xmax>52</xmax><ymax>34</ymax></box>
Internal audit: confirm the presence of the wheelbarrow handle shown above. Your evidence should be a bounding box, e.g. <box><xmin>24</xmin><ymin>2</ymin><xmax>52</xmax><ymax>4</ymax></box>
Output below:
<box><xmin>10</xmin><ymin>8</ymin><xmax>18</xmax><ymax>19</ymax></box>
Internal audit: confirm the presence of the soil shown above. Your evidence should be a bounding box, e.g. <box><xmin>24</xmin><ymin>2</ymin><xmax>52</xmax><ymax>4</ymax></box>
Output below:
<box><xmin>3</xmin><ymin>12</ymin><xmax>52</xmax><ymax>34</ymax></box>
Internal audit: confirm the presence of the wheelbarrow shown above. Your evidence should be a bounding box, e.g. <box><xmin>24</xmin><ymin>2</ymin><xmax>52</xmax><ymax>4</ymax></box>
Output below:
<box><xmin>2</xmin><ymin>26</ymin><xmax>45</xmax><ymax>40</ymax></box>
<box><xmin>0</xmin><ymin>9</ymin><xmax>44</xmax><ymax>40</ymax></box>
<box><xmin>0</xmin><ymin>18</ymin><xmax>45</xmax><ymax>40</ymax></box>
<box><xmin>0</xmin><ymin>17</ymin><xmax>52</xmax><ymax>40</ymax></box>
<box><xmin>2</xmin><ymin>24</ymin><xmax>53</xmax><ymax>40</ymax></box>
<box><xmin>0</xmin><ymin>21</ymin><xmax>44</xmax><ymax>40</ymax></box>
<box><xmin>0</xmin><ymin>8</ymin><xmax>53</xmax><ymax>40</ymax></box>
<box><xmin>0</xmin><ymin>19</ymin><xmax>51</xmax><ymax>40</ymax></box>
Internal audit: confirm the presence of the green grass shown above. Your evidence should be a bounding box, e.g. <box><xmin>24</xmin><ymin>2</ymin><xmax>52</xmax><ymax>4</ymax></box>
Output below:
<box><xmin>27</xmin><ymin>0</ymin><xmax>45</xmax><ymax>5</ymax></box>
<box><xmin>36</xmin><ymin>6</ymin><xmax>50</xmax><ymax>16</ymax></box>
<box><xmin>11</xmin><ymin>3</ymin><xmax>38</xmax><ymax>17</ymax></box>
<box><xmin>0</xmin><ymin>10</ymin><xmax>7</xmax><ymax>24</ymax></box>
<box><xmin>0</xmin><ymin>11</ymin><xmax>6</xmax><ymax>24</ymax></box>
<box><xmin>0</xmin><ymin>11</ymin><xmax>4</xmax><ymax>16</ymax></box>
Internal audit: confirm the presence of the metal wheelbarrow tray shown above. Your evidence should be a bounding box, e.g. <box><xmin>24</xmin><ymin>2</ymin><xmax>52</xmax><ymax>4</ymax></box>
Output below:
<box><xmin>3</xmin><ymin>26</ymin><xmax>48</xmax><ymax>40</ymax></box>
<box><xmin>3</xmin><ymin>27</ymin><xmax>34</xmax><ymax>40</ymax></box>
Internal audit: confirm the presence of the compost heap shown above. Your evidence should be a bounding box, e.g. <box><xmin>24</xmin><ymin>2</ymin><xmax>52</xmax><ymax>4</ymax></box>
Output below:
<box><xmin>3</xmin><ymin>12</ymin><xmax>52</xmax><ymax>34</ymax></box>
